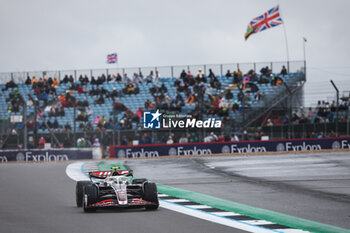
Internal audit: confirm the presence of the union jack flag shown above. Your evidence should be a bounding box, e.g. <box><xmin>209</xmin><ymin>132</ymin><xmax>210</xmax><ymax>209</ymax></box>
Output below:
<box><xmin>107</xmin><ymin>53</ymin><xmax>118</xmax><ymax>64</ymax></box>
<box><xmin>245</xmin><ymin>5</ymin><xmax>283</xmax><ymax>40</ymax></box>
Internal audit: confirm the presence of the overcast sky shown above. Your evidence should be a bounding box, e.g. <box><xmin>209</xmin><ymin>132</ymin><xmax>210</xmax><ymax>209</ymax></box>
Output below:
<box><xmin>0</xmin><ymin>0</ymin><xmax>349</xmax><ymax>105</ymax></box>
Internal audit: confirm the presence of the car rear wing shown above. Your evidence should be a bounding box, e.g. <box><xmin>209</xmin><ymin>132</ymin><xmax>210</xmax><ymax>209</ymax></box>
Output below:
<box><xmin>89</xmin><ymin>170</ymin><xmax>133</xmax><ymax>179</ymax></box>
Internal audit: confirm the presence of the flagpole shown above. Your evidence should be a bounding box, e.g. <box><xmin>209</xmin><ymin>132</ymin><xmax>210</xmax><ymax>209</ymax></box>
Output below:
<box><xmin>278</xmin><ymin>3</ymin><xmax>290</xmax><ymax>71</ymax></box>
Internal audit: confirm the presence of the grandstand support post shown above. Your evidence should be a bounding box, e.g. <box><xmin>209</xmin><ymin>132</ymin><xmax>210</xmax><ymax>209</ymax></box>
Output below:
<box><xmin>122</xmin><ymin>68</ymin><xmax>125</xmax><ymax>76</ymax></box>
<box><xmin>171</xmin><ymin>66</ymin><xmax>174</xmax><ymax>78</ymax></box>
<box><xmin>112</xmin><ymin>109</ymin><xmax>116</xmax><ymax>145</ymax></box>
<box><xmin>34</xmin><ymin>102</ymin><xmax>38</xmax><ymax>148</ymax></box>
<box><xmin>90</xmin><ymin>69</ymin><xmax>93</xmax><ymax>79</ymax></box>
<box><xmin>106</xmin><ymin>69</ymin><xmax>109</xmax><ymax>78</ymax></box>
<box><xmin>220</xmin><ymin>64</ymin><xmax>223</xmax><ymax>76</ymax></box>
<box><xmin>204</xmin><ymin>65</ymin><xmax>206</xmax><ymax>76</ymax></box>
<box><xmin>11</xmin><ymin>72</ymin><xmax>14</xmax><ymax>81</ymax></box>
<box><xmin>270</xmin><ymin>62</ymin><xmax>273</xmax><ymax>72</ymax></box>
<box><xmin>303</xmin><ymin>37</ymin><xmax>307</xmax><ymax>77</ymax></box>
<box><xmin>74</xmin><ymin>70</ymin><xmax>77</xmax><ymax>82</ymax></box>
<box><xmin>73</xmin><ymin>104</ymin><xmax>76</xmax><ymax>147</ymax></box>
<box><xmin>330</xmin><ymin>80</ymin><xmax>339</xmax><ymax>135</ymax></box>
<box><xmin>23</xmin><ymin>102</ymin><xmax>27</xmax><ymax>149</ymax></box>
<box><xmin>254</xmin><ymin>63</ymin><xmax>256</xmax><ymax>72</ymax></box>
<box><xmin>187</xmin><ymin>65</ymin><xmax>190</xmax><ymax>72</ymax></box>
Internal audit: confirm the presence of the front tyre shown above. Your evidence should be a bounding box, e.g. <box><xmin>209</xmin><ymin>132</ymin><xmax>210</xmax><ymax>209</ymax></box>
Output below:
<box><xmin>76</xmin><ymin>181</ymin><xmax>93</xmax><ymax>207</ymax></box>
<box><xmin>143</xmin><ymin>183</ymin><xmax>159</xmax><ymax>210</ymax></box>
<box><xmin>83</xmin><ymin>185</ymin><xmax>98</xmax><ymax>212</ymax></box>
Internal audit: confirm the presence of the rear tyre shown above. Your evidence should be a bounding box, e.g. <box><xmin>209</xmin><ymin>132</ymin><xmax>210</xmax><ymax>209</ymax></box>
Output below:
<box><xmin>132</xmin><ymin>178</ymin><xmax>148</xmax><ymax>184</ymax></box>
<box><xmin>83</xmin><ymin>185</ymin><xmax>98</xmax><ymax>212</ymax></box>
<box><xmin>76</xmin><ymin>181</ymin><xmax>93</xmax><ymax>207</ymax></box>
<box><xmin>143</xmin><ymin>183</ymin><xmax>159</xmax><ymax>210</ymax></box>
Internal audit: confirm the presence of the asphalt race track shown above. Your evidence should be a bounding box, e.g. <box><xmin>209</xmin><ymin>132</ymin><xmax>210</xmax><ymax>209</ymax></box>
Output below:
<box><xmin>0</xmin><ymin>151</ymin><xmax>350</xmax><ymax>233</ymax></box>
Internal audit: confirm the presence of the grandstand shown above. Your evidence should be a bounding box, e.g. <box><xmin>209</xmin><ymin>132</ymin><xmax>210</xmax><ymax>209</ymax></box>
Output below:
<box><xmin>0</xmin><ymin>60</ymin><xmax>311</xmax><ymax>148</ymax></box>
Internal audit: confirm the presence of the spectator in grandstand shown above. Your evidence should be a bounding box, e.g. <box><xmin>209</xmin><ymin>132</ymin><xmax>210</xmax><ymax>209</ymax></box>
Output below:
<box><xmin>122</xmin><ymin>73</ymin><xmax>130</xmax><ymax>84</ymax></box>
<box><xmin>94</xmin><ymin>94</ymin><xmax>105</xmax><ymax>105</ymax></box>
<box><xmin>178</xmin><ymin>134</ymin><xmax>188</xmax><ymax>144</ymax></box>
<box><xmin>204</xmin><ymin>132</ymin><xmax>218</xmax><ymax>142</ymax></box>
<box><xmin>93</xmin><ymin>115</ymin><xmax>101</xmax><ymax>125</ymax></box>
<box><xmin>254</xmin><ymin>131</ymin><xmax>261</xmax><ymax>140</ymax></box>
<box><xmin>242</xmin><ymin>130</ymin><xmax>249</xmax><ymax>140</ymax></box>
<box><xmin>232</xmin><ymin>100</ymin><xmax>239</xmax><ymax>112</ymax></box>
<box><xmin>260</xmin><ymin>66</ymin><xmax>269</xmax><ymax>76</ymax></box>
<box><xmin>3</xmin><ymin>79</ymin><xmax>18</xmax><ymax>91</ymax></box>
<box><xmin>53</xmin><ymin>119</ymin><xmax>59</xmax><ymax>129</ymax></box>
<box><xmin>280</xmin><ymin>65</ymin><xmax>288</xmax><ymax>76</ymax></box>
<box><xmin>318</xmin><ymin>132</ymin><xmax>325</xmax><ymax>139</ymax></box>
<box><xmin>90</xmin><ymin>76</ymin><xmax>97</xmax><ymax>85</ymax></box>
<box><xmin>242</xmin><ymin>92</ymin><xmax>251</xmax><ymax>106</ymax></box>
<box><xmin>186</xmin><ymin>93</ymin><xmax>195</xmax><ymax>104</ymax></box>
<box><xmin>38</xmin><ymin>137</ymin><xmax>46</xmax><ymax>148</ymax></box>
<box><xmin>100</xmin><ymin>115</ymin><xmax>107</xmax><ymax>126</ymax></box>
<box><xmin>160</xmin><ymin>83</ymin><xmax>168</xmax><ymax>93</ymax></box>
<box><xmin>196</xmin><ymin>69</ymin><xmax>206</xmax><ymax>83</ymax></box>
<box><xmin>218</xmin><ymin>98</ymin><xmax>230</xmax><ymax>117</ymax></box>
<box><xmin>225</xmin><ymin>70</ymin><xmax>232</xmax><ymax>78</ymax></box>
<box><xmin>307</xmin><ymin>107</ymin><xmax>314</xmax><ymax>118</ymax></box>
<box><xmin>77</xmin><ymin>138</ymin><xmax>86</xmax><ymax>148</ymax></box>
<box><xmin>187</xmin><ymin>132</ymin><xmax>199</xmax><ymax>143</ymax></box>
<box><xmin>299</xmin><ymin>114</ymin><xmax>309</xmax><ymax>124</ymax></box>
<box><xmin>237</xmin><ymin>68</ymin><xmax>243</xmax><ymax>78</ymax></box>
<box><xmin>154</xmin><ymin>71</ymin><xmax>161</xmax><ymax>85</ymax></box>
<box><xmin>115</xmin><ymin>72</ymin><xmax>122</xmax><ymax>82</ymax></box>
<box><xmin>25</xmin><ymin>76</ymin><xmax>32</xmax><ymax>85</ymax></box>
<box><xmin>231</xmin><ymin>134</ymin><xmax>239</xmax><ymax>142</ymax></box>
<box><xmin>225</xmin><ymin>90</ymin><xmax>233</xmax><ymax>100</ymax></box>
<box><xmin>93</xmin><ymin>138</ymin><xmax>101</xmax><ymax>147</ymax></box>
<box><xmin>145</xmin><ymin>71</ymin><xmax>154</xmax><ymax>83</ymax></box>
<box><xmin>166</xmin><ymin>136</ymin><xmax>174</xmax><ymax>144</ymax></box>
<box><xmin>254</xmin><ymin>91</ymin><xmax>262</xmax><ymax>102</ymax></box>
<box><xmin>109</xmin><ymin>88</ymin><xmax>119</xmax><ymax>98</ymax></box>
<box><xmin>328</xmin><ymin>130</ymin><xmax>336</xmax><ymax>138</ymax></box>
<box><xmin>266</xmin><ymin>118</ymin><xmax>273</xmax><ymax>126</ymax></box>
<box><xmin>64</xmin><ymin>122</ymin><xmax>72</xmax><ymax>131</ymax></box>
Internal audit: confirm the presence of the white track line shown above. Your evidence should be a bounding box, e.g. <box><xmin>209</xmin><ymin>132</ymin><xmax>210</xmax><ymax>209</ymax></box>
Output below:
<box><xmin>160</xmin><ymin>200</ymin><xmax>282</xmax><ymax>233</ymax></box>
<box><xmin>210</xmin><ymin>212</ymin><xmax>241</xmax><ymax>216</ymax></box>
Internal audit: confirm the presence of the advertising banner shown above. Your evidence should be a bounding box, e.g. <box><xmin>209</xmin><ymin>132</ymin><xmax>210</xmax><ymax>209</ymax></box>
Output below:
<box><xmin>0</xmin><ymin>149</ymin><xmax>93</xmax><ymax>163</ymax></box>
<box><xmin>110</xmin><ymin>137</ymin><xmax>350</xmax><ymax>158</ymax></box>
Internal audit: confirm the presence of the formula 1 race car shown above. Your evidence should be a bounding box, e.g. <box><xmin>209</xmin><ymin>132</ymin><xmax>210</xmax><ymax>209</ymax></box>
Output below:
<box><xmin>76</xmin><ymin>167</ymin><xmax>159</xmax><ymax>212</ymax></box>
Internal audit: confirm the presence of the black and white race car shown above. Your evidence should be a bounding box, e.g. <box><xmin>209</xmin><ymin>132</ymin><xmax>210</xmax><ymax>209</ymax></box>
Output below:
<box><xmin>76</xmin><ymin>167</ymin><xmax>159</xmax><ymax>212</ymax></box>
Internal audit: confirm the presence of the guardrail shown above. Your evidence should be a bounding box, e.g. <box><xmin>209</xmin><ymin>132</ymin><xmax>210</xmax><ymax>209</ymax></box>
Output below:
<box><xmin>0</xmin><ymin>60</ymin><xmax>305</xmax><ymax>84</ymax></box>
<box><xmin>110</xmin><ymin>137</ymin><xmax>350</xmax><ymax>158</ymax></box>
<box><xmin>0</xmin><ymin>148</ymin><xmax>102</xmax><ymax>163</ymax></box>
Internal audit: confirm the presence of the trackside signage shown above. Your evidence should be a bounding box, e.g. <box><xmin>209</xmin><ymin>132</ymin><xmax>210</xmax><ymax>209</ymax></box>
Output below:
<box><xmin>0</xmin><ymin>149</ymin><xmax>93</xmax><ymax>163</ymax></box>
<box><xmin>110</xmin><ymin>137</ymin><xmax>350</xmax><ymax>158</ymax></box>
